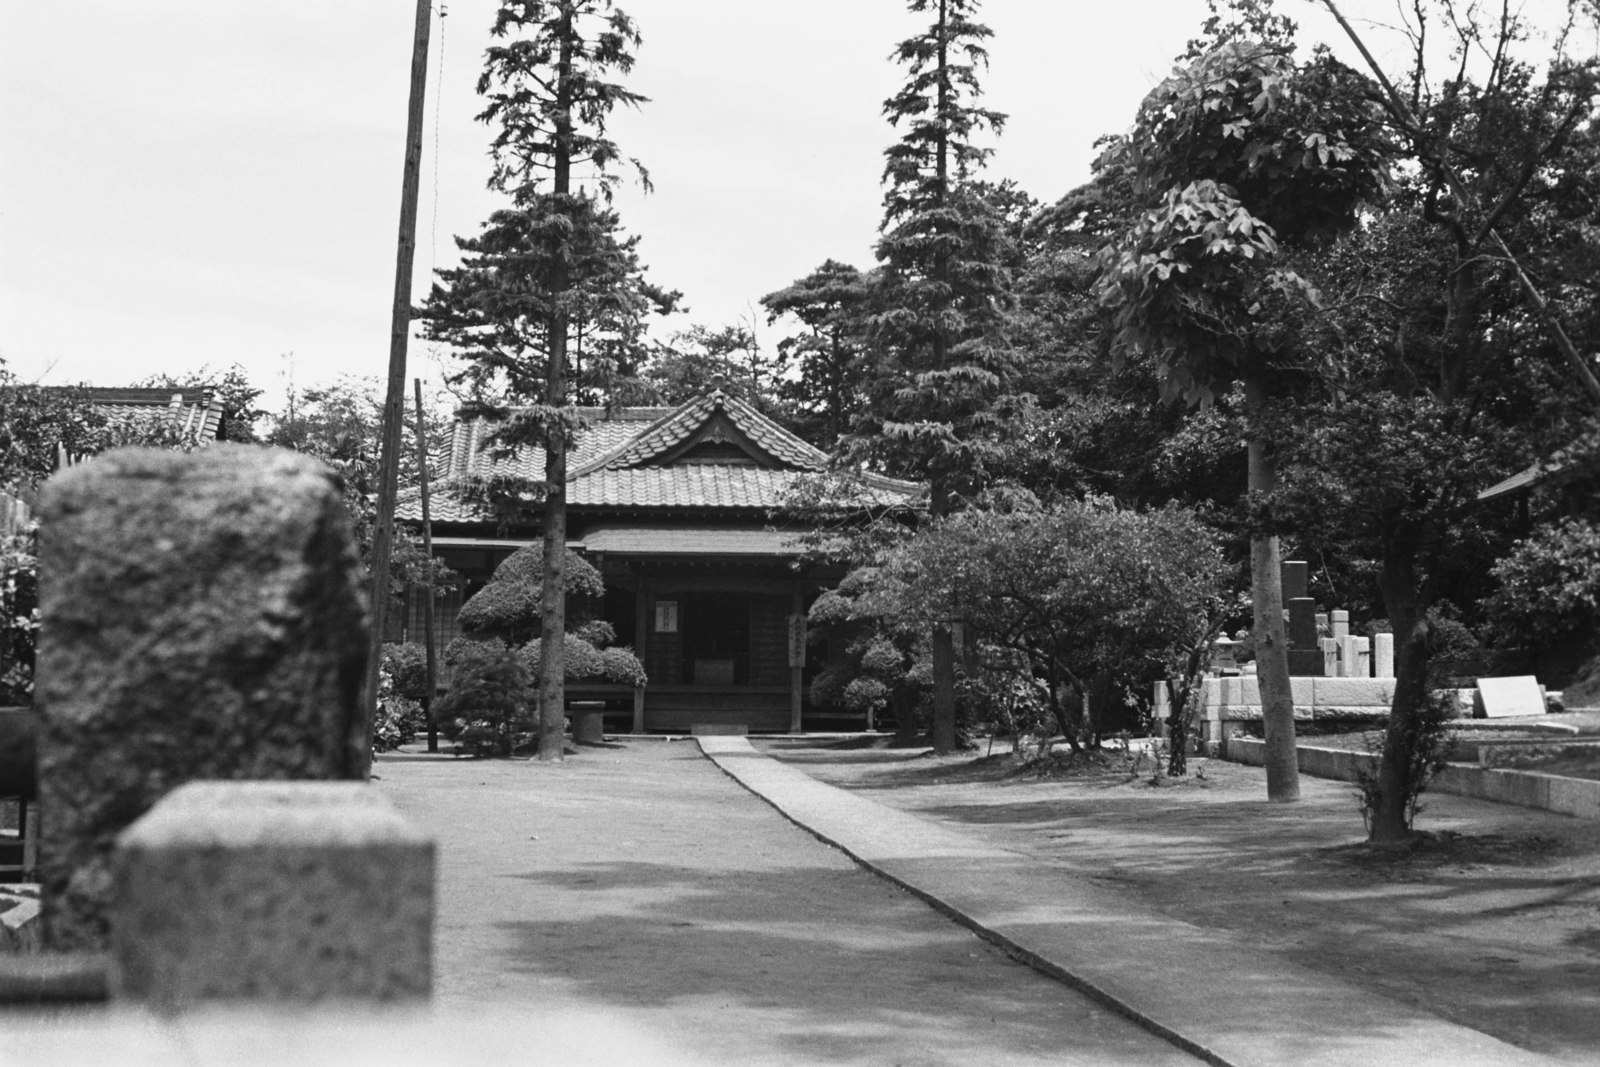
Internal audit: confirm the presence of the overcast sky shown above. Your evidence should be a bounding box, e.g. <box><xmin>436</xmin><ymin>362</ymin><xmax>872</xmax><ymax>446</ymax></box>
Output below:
<box><xmin>0</xmin><ymin>1</ymin><xmax>1581</xmax><ymax>410</ymax></box>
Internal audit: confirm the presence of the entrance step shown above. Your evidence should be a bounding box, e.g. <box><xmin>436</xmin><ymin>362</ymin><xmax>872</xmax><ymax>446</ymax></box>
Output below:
<box><xmin>690</xmin><ymin>723</ymin><xmax>748</xmax><ymax>737</ymax></box>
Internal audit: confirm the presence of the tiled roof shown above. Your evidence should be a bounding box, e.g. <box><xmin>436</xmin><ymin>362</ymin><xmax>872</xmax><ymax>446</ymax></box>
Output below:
<box><xmin>398</xmin><ymin>389</ymin><xmax>921</xmax><ymax>523</ymax></box>
<box><xmin>75</xmin><ymin>387</ymin><xmax>225</xmax><ymax>445</ymax></box>
<box><xmin>445</xmin><ymin>407</ymin><xmax>669</xmax><ymax>480</ymax></box>
<box><xmin>572</xmin><ymin>391</ymin><xmax>828</xmax><ymax>475</ymax></box>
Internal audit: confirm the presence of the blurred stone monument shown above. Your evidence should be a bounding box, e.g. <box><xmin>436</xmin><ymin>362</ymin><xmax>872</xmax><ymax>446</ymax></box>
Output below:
<box><xmin>35</xmin><ymin>445</ymin><xmax>369</xmax><ymax>949</ymax></box>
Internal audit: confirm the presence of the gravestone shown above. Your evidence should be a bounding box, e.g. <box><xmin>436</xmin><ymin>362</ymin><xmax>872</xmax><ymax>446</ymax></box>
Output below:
<box><xmin>1280</xmin><ymin>560</ymin><xmax>1309</xmax><ymax>602</ymax></box>
<box><xmin>36</xmin><ymin>445</ymin><xmax>369</xmax><ymax>950</ymax></box>
<box><xmin>1373</xmin><ymin>632</ymin><xmax>1395</xmax><ymax>678</ymax></box>
<box><xmin>1287</xmin><ymin>598</ymin><xmax>1323</xmax><ymax>676</ymax></box>
<box><xmin>1351</xmin><ymin>636</ymin><xmax>1371</xmax><ymax>678</ymax></box>
<box><xmin>1339</xmin><ymin>635</ymin><xmax>1359</xmax><ymax>677</ymax></box>
<box><xmin>1474</xmin><ymin>676</ymin><xmax>1546</xmax><ymax>718</ymax></box>
<box><xmin>1331</xmin><ymin>610</ymin><xmax>1350</xmax><ymax>641</ymax></box>
<box><xmin>1320</xmin><ymin>638</ymin><xmax>1341</xmax><ymax>678</ymax></box>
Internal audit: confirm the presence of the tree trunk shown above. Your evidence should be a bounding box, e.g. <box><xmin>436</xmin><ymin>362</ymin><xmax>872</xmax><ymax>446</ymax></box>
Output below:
<box><xmin>536</xmin><ymin>436</ymin><xmax>567</xmax><ymax>760</ymax></box>
<box><xmin>1246</xmin><ymin>377</ymin><xmax>1299</xmax><ymax>802</ymax></box>
<box><xmin>930</xmin><ymin>625</ymin><xmax>957</xmax><ymax>753</ymax></box>
<box><xmin>1369</xmin><ymin>539</ymin><xmax>1433</xmax><ymax>842</ymax></box>
<box><xmin>536</xmin><ymin>12</ymin><xmax>575</xmax><ymax>763</ymax></box>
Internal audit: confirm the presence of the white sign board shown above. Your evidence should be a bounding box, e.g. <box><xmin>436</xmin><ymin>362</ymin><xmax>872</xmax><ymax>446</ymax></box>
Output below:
<box><xmin>654</xmin><ymin>600</ymin><xmax>679</xmax><ymax>634</ymax></box>
<box><xmin>1474</xmin><ymin>676</ymin><xmax>1545</xmax><ymax>718</ymax></box>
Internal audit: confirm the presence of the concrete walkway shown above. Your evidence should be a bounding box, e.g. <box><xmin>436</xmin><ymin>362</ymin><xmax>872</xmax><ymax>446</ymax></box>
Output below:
<box><xmin>699</xmin><ymin>736</ymin><xmax>1555</xmax><ymax>1067</ymax></box>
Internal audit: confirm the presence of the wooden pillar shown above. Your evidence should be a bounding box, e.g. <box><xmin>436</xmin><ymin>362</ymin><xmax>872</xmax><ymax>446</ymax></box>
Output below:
<box><xmin>788</xmin><ymin>585</ymin><xmax>805</xmax><ymax>734</ymax></box>
<box><xmin>633</xmin><ymin>576</ymin><xmax>649</xmax><ymax>734</ymax></box>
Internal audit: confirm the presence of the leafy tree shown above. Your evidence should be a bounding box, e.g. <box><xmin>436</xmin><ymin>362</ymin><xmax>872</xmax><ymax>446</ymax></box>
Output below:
<box><xmin>854</xmin><ymin>0</ymin><xmax>1020</xmax><ymax>755</ymax></box>
<box><xmin>0</xmin><ymin>380</ymin><xmax>113</xmax><ymax>492</ymax></box>
<box><xmin>867</xmin><ymin>494</ymin><xmax>1232</xmax><ymax>762</ymax></box>
<box><xmin>761</xmin><ymin>260</ymin><xmax>878</xmax><ymax>449</ymax></box>
<box><xmin>418</xmin><ymin>0</ymin><xmax>659</xmax><ymax>763</ymax></box>
<box><xmin>0</xmin><ymin>365</ymin><xmax>247</xmax><ymax>702</ymax></box>
<box><xmin>136</xmin><ymin>364</ymin><xmax>266</xmax><ymax>443</ymax></box>
<box><xmin>1275</xmin><ymin>0</ymin><xmax>1600</xmax><ymax>840</ymax></box>
<box><xmin>1095</xmin><ymin>5</ymin><xmax>1392</xmax><ymax>801</ymax></box>
<box><xmin>641</xmin><ymin>321</ymin><xmax>785</xmax><ymax>409</ymax></box>
<box><xmin>808</xmin><ymin>565</ymin><xmax>933</xmax><ymax>740</ymax></box>
<box><xmin>265</xmin><ymin>375</ymin><xmax>455</xmax><ymax>600</ymax></box>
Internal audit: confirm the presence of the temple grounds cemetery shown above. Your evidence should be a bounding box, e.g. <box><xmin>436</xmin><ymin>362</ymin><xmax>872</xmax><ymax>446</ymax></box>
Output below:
<box><xmin>7</xmin><ymin>0</ymin><xmax>1600</xmax><ymax>1063</ymax></box>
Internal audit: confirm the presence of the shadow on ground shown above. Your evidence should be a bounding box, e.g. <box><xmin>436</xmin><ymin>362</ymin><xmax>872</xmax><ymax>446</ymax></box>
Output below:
<box><xmin>379</xmin><ymin>743</ymin><xmax>1197</xmax><ymax>1066</ymax></box>
<box><xmin>760</xmin><ymin>737</ymin><xmax>1600</xmax><ymax>1059</ymax></box>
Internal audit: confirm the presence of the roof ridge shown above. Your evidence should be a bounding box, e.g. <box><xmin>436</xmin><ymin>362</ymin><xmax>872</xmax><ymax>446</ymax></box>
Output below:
<box><xmin>568</xmin><ymin>393</ymin><xmax>715</xmax><ymax>477</ymax></box>
<box><xmin>715</xmin><ymin>391</ymin><xmax>829</xmax><ymax>470</ymax></box>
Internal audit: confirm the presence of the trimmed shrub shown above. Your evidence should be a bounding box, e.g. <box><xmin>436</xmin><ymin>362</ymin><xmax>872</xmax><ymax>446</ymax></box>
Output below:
<box><xmin>435</xmin><ymin>643</ymin><xmax>534</xmax><ymax>757</ymax></box>
<box><xmin>382</xmin><ymin>641</ymin><xmax>431</xmax><ymax>703</ymax></box>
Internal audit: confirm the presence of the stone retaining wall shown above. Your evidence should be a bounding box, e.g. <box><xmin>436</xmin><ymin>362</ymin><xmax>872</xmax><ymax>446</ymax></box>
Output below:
<box><xmin>1228</xmin><ymin>737</ymin><xmax>1600</xmax><ymax>819</ymax></box>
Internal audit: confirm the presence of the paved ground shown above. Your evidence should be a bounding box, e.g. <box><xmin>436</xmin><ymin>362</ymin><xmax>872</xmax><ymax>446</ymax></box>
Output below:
<box><xmin>11</xmin><ymin>732</ymin><xmax>1583</xmax><ymax>1066</ymax></box>
<box><xmin>375</xmin><ymin>740</ymin><xmax>1200</xmax><ymax>1066</ymax></box>
<box><xmin>708</xmin><ymin>737</ymin><xmax>1572</xmax><ymax>1067</ymax></box>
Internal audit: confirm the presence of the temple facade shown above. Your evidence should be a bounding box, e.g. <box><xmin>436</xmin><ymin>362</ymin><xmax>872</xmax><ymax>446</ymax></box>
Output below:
<box><xmin>396</xmin><ymin>385</ymin><xmax>918</xmax><ymax>733</ymax></box>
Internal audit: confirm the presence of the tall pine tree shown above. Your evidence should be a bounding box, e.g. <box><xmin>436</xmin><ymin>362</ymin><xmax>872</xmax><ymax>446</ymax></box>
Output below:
<box><xmin>418</xmin><ymin>0</ymin><xmax>657</xmax><ymax>761</ymax></box>
<box><xmin>854</xmin><ymin>0</ymin><xmax>1017</xmax><ymax>753</ymax></box>
<box><xmin>760</xmin><ymin>259</ymin><xmax>876</xmax><ymax>450</ymax></box>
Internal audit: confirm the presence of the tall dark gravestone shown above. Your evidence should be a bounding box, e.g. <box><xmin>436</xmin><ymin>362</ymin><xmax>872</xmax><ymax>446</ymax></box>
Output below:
<box><xmin>35</xmin><ymin>446</ymin><xmax>370</xmax><ymax>949</ymax></box>
<box><xmin>1280</xmin><ymin>560</ymin><xmax>1308</xmax><ymax>602</ymax></box>
<box><xmin>1280</xmin><ymin>561</ymin><xmax>1322</xmax><ymax>676</ymax></box>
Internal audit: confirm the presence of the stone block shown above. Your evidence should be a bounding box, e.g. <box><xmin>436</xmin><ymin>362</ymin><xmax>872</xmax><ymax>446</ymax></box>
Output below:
<box><xmin>1152</xmin><ymin>682</ymin><xmax>1170</xmax><ymax>736</ymax></box>
<box><xmin>1313</xmin><ymin>677</ymin><xmax>1393</xmax><ymax>708</ymax></box>
<box><xmin>1320</xmin><ymin>638</ymin><xmax>1340</xmax><ymax>677</ymax></box>
<box><xmin>1474</xmin><ymin>676</ymin><xmax>1546</xmax><ymax>718</ymax></box>
<box><xmin>1296</xmin><ymin>744</ymin><xmax>1372</xmax><ymax>784</ymax></box>
<box><xmin>113</xmin><ymin>781</ymin><xmax>432</xmax><ymax>1006</ymax></box>
<box><xmin>1331</xmin><ymin>610</ymin><xmax>1350</xmax><ymax>640</ymax></box>
<box><xmin>1222</xmin><ymin>676</ymin><xmax>1260</xmax><ymax>707</ymax></box>
<box><xmin>1341</xmin><ymin>635</ymin><xmax>1366</xmax><ymax>677</ymax></box>
<box><xmin>1546</xmin><ymin>775</ymin><xmax>1600</xmax><ymax>819</ymax></box>
<box><xmin>690</xmin><ymin>723</ymin><xmax>747</xmax><ymax>736</ymax></box>
<box><xmin>36</xmin><ymin>446</ymin><xmax>369</xmax><ymax>950</ymax></box>
<box><xmin>1352</xmin><ymin>636</ymin><xmax>1371</xmax><ymax>678</ymax></box>
<box><xmin>1291</xmin><ymin>678</ymin><xmax>1315</xmax><ymax>705</ymax></box>
<box><xmin>1373</xmin><ymin>633</ymin><xmax>1395</xmax><ymax>678</ymax></box>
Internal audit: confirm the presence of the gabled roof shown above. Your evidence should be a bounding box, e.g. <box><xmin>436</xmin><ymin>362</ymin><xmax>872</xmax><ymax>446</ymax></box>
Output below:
<box><xmin>401</xmin><ymin>386</ymin><xmax>920</xmax><ymax>523</ymax></box>
<box><xmin>571</xmin><ymin>390</ymin><xmax>829</xmax><ymax>475</ymax></box>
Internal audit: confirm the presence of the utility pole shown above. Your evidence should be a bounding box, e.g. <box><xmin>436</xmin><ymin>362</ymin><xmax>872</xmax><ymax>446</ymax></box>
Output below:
<box><xmin>414</xmin><ymin>377</ymin><xmax>440</xmax><ymax>753</ymax></box>
<box><xmin>360</xmin><ymin>0</ymin><xmax>434</xmax><ymax>778</ymax></box>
